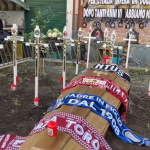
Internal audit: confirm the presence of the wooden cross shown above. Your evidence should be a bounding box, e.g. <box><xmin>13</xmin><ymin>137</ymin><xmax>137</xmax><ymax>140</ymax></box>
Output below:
<box><xmin>123</xmin><ymin>28</ymin><xmax>137</xmax><ymax>68</ymax></box>
<box><xmin>98</xmin><ymin>29</ymin><xmax>122</xmax><ymax>65</ymax></box>
<box><xmin>83</xmin><ymin>27</ymin><xmax>96</xmax><ymax>69</ymax></box>
<box><xmin>97</xmin><ymin>71</ymin><xmax>108</xmax><ymax>76</ymax></box>
<box><xmin>97</xmin><ymin>28</ymin><xmax>110</xmax><ymax>45</ymax></box>
<box><xmin>93</xmin><ymin>70</ymin><xmax>108</xmax><ymax>76</ymax></box>
<box><xmin>97</xmin><ymin>28</ymin><xmax>112</xmax><ymax>58</ymax></box>
<box><xmin>70</xmin><ymin>28</ymin><xmax>87</xmax><ymax>75</ymax></box>
<box><xmin>25</xmin><ymin>25</ymin><xmax>49</xmax><ymax>106</ymax></box>
<box><xmin>105</xmin><ymin>30</ymin><xmax>116</xmax><ymax>64</ymax></box>
<box><xmin>55</xmin><ymin>26</ymin><xmax>74</xmax><ymax>89</ymax></box>
<box><xmin>4</xmin><ymin>24</ymin><xmax>24</xmax><ymax>91</ymax></box>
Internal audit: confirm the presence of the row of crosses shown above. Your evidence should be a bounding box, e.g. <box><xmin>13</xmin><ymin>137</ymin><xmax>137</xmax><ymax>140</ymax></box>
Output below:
<box><xmin>0</xmin><ymin>24</ymin><xmax>136</xmax><ymax>106</ymax></box>
<box><xmin>55</xmin><ymin>26</ymin><xmax>137</xmax><ymax>90</ymax></box>
<box><xmin>55</xmin><ymin>26</ymin><xmax>118</xmax><ymax>88</ymax></box>
<box><xmin>97</xmin><ymin>28</ymin><xmax>122</xmax><ymax>64</ymax></box>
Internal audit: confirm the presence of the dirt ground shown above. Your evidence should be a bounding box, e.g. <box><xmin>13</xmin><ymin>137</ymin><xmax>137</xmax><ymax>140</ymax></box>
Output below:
<box><xmin>0</xmin><ymin>61</ymin><xmax>150</xmax><ymax>150</ymax></box>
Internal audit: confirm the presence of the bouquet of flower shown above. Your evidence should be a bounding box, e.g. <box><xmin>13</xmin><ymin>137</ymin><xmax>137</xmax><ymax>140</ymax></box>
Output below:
<box><xmin>47</xmin><ymin>28</ymin><xmax>63</xmax><ymax>38</ymax></box>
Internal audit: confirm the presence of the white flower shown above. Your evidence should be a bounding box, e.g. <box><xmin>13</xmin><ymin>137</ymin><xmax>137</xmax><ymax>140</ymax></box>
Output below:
<box><xmin>48</xmin><ymin>32</ymin><xmax>52</xmax><ymax>37</ymax></box>
<box><xmin>52</xmin><ymin>32</ymin><xmax>58</xmax><ymax>37</ymax></box>
<box><xmin>47</xmin><ymin>29</ymin><xmax>52</xmax><ymax>33</ymax></box>
<box><xmin>58</xmin><ymin>32</ymin><xmax>62</xmax><ymax>37</ymax></box>
<box><xmin>53</xmin><ymin>28</ymin><xmax>59</xmax><ymax>33</ymax></box>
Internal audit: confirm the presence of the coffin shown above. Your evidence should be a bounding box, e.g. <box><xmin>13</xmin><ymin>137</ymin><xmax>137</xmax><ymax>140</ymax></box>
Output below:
<box><xmin>20</xmin><ymin>66</ymin><xmax>130</xmax><ymax>150</ymax></box>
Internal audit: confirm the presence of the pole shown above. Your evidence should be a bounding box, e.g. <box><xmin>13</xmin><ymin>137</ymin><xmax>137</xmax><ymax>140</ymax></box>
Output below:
<box><xmin>25</xmin><ymin>25</ymin><xmax>48</xmax><ymax>106</ymax></box>
<box><xmin>123</xmin><ymin>28</ymin><xmax>136</xmax><ymax>68</ymax></box>
<box><xmin>74</xmin><ymin>0</ymin><xmax>79</xmax><ymax>39</ymax></box>
<box><xmin>35</xmin><ymin>45</ymin><xmax>39</xmax><ymax>99</ymax></box>
<box><xmin>86</xmin><ymin>32</ymin><xmax>91</xmax><ymax>68</ymax></box>
<box><xmin>116</xmin><ymin>48</ymin><xmax>119</xmax><ymax>65</ymax></box>
<box><xmin>76</xmin><ymin>37</ymin><xmax>80</xmax><ymax>75</ymax></box>
<box><xmin>71</xmin><ymin>28</ymin><xmax>85</xmax><ymax>75</ymax></box>
<box><xmin>63</xmin><ymin>43</ymin><xmax>66</xmax><ymax>89</ymax></box>
<box><xmin>126</xmin><ymin>33</ymin><xmax>131</xmax><ymax>68</ymax></box>
<box><xmin>75</xmin><ymin>28</ymin><xmax>83</xmax><ymax>75</ymax></box>
<box><xmin>62</xmin><ymin>26</ymin><xmax>68</xmax><ymax>89</ymax></box>
<box><xmin>56</xmin><ymin>26</ymin><xmax>74</xmax><ymax>88</ymax></box>
<box><xmin>13</xmin><ymin>40</ymin><xmax>17</xmax><ymax>86</ymax></box>
<box><xmin>84</xmin><ymin>27</ymin><xmax>96</xmax><ymax>69</ymax></box>
<box><xmin>10</xmin><ymin>24</ymin><xmax>20</xmax><ymax>91</ymax></box>
<box><xmin>34</xmin><ymin>26</ymin><xmax>40</xmax><ymax>106</ymax></box>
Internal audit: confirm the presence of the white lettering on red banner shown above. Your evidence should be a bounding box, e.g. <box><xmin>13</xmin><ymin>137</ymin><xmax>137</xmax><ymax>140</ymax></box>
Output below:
<box><xmin>29</xmin><ymin>111</ymin><xmax>112</xmax><ymax>150</ymax></box>
<box><xmin>0</xmin><ymin>134</ymin><xmax>26</xmax><ymax>150</ymax></box>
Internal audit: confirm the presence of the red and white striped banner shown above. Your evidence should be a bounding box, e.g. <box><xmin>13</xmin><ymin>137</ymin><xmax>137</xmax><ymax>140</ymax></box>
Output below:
<box><xmin>30</xmin><ymin>111</ymin><xmax>112</xmax><ymax>150</ymax></box>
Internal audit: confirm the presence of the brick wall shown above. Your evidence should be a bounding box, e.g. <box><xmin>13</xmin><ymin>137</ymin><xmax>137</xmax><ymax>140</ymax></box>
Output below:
<box><xmin>82</xmin><ymin>21</ymin><xmax>150</xmax><ymax>45</ymax></box>
<box><xmin>81</xmin><ymin>21</ymin><xmax>150</xmax><ymax>66</ymax></box>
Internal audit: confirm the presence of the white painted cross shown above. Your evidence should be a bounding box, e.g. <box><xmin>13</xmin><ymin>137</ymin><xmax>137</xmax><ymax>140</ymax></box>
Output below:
<box><xmin>97</xmin><ymin>30</ymin><xmax>122</xmax><ymax>64</ymax></box>
<box><xmin>104</xmin><ymin>28</ymin><xmax>108</xmax><ymax>39</ymax></box>
<box><xmin>123</xmin><ymin>28</ymin><xmax>137</xmax><ymax>68</ymax></box>
<box><xmin>96</xmin><ymin>28</ymin><xmax>113</xmax><ymax>61</ymax></box>
<box><xmin>111</xmin><ymin>30</ymin><xmax>116</xmax><ymax>44</ymax></box>
<box><xmin>4</xmin><ymin>24</ymin><xmax>24</xmax><ymax>92</ymax></box>
<box><xmin>103</xmin><ymin>30</ymin><xmax>116</xmax><ymax>47</ymax></box>
<box><xmin>84</xmin><ymin>27</ymin><xmax>96</xmax><ymax>68</ymax></box>
<box><xmin>25</xmin><ymin>25</ymin><xmax>49</xmax><ymax>106</ymax></box>
<box><xmin>70</xmin><ymin>28</ymin><xmax>87</xmax><ymax>75</ymax></box>
<box><xmin>97</xmin><ymin>28</ymin><xmax>112</xmax><ymax>45</ymax></box>
<box><xmin>148</xmin><ymin>81</ymin><xmax>150</xmax><ymax>97</ymax></box>
<box><xmin>55</xmin><ymin>26</ymin><xmax>75</xmax><ymax>89</ymax></box>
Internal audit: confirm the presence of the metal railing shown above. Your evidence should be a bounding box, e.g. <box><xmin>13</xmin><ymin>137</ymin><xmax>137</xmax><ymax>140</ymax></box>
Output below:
<box><xmin>0</xmin><ymin>38</ymin><xmax>117</xmax><ymax>69</ymax></box>
<box><xmin>2</xmin><ymin>39</ymin><xmax>143</xmax><ymax>69</ymax></box>
<box><xmin>0</xmin><ymin>41</ymin><xmax>33</xmax><ymax>69</ymax></box>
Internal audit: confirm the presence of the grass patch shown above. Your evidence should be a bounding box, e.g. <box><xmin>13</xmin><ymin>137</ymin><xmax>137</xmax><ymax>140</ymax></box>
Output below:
<box><xmin>129</xmin><ymin>68</ymin><xmax>150</xmax><ymax>75</ymax></box>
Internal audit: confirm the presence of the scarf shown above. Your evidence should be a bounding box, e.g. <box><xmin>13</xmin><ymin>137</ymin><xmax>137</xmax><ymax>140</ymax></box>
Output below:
<box><xmin>0</xmin><ymin>134</ymin><xmax>26</xmax><ymax>150</ymax></box>
<box><xmin>61</xmin><ymin>76</ymin><xmax>128</xmax><ymax>123</ymax></box>
<box><xmin>93</xmin><ymin>64</ymin><xmax>130</xmax><ymax>83</ymax></box>
<box><xmin>29</xmin><ymin>111</ymin><xmax>112</xmax><ymax>150</ymax></box>
<box><xmin>47</xmin><ymin>93</ymin><xmax>150</xmax><ymax>148</ymax></box>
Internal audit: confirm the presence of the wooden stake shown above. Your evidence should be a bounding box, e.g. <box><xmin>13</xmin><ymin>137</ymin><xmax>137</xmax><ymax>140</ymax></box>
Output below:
<box><xmin>84</xmin><ymin>27</ymin><xmax>96</xmax><ymax>68</ymax></box>
<box><xmin>123</xmin><ymin>28</ymin><xmax>137</xmax><ymax>68</ymax></box>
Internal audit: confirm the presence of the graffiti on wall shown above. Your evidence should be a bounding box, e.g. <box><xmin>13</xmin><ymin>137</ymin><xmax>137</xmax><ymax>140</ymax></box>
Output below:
<box><xmin>36</xmin><ymin>6</ymin><xmax>54</xmax><ymax>24</ymax></box>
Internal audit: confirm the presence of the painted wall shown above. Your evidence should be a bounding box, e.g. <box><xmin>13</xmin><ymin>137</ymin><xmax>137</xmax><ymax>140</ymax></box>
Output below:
<box><xmin>25</xmin><ymin>0</ymin><xmax>66</xmax><ymax>33</ymax></box>
<box><xmin>66</xmin><ymin>0</ymin><xmax>73</xmax><ymax>38</ymax></box>
<box><xmin>0</xmin><ymin>11</ymin><xmax>24</xmax><ymax>27</ymax></box>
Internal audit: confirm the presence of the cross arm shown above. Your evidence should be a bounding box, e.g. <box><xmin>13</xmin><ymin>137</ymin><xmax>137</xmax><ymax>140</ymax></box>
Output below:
<box><xmin>97</xmin><ymin>40</ymin><xmax>112</xmax><ymax>44</ymax></box>
<box><xmin>123</xmin><ymin>38</ymin><xmax>137</xmax><ymax>42</ymax></box>
<box><xmin>70</xmin><ymin>38</ymin><xmax>87</xmax><ymax>44</ymax></box>
<box><xmin>83</xmin><ymin>36</ymin><xmax>96</xmax><ymax>40</ymax></box>
<box><xmin>25</xmin><ymin>42</ymin><xmax>36</xmax><ymax>46</ymax></box>
<box><xmin>5</xmin><ymin>36</ymin><xmax>24</xmax><ymax>42</ymax></box>
<box><xmin>55</xmin><ymin>42</ymin><xmax>75</xmax><ymax>47</ymax></box>
<box><xmin>25</xmin><ymin>42</ymin><xmax>49</xmax><ymax>48</ymax></box>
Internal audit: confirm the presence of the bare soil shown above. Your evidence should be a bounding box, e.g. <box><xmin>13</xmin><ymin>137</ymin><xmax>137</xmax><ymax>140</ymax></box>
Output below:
<box><xmin>0</xmin><ymin>61</ymin><xmax>150</xmax><ymax>150</ymax></box>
